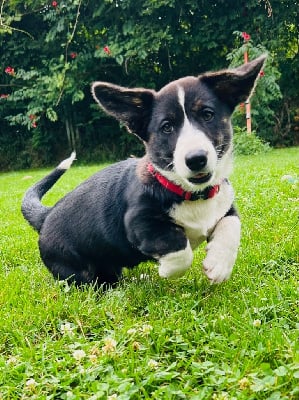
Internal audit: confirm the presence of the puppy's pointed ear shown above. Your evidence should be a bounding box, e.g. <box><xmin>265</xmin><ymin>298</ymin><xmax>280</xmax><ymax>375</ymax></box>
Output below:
<box><xmin>201</xmin><ymin>55</ymin><xmax>267</xmax><ymax>110</ymax></box>
<box><xmin>91</xmin><ymin>82</ymin><xmax>155</xmax><ymax>141</ymax></box>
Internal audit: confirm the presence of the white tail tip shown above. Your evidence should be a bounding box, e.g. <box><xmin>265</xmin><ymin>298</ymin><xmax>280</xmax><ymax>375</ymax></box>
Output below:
<box><xmin>57</xmin><ymin>151</ymin><xmax>77</xmax><ymax>170</ymax></box>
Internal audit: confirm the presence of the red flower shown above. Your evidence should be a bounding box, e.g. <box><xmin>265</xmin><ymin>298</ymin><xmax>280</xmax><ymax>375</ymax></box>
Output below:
<box><xmin>241</xmin><ymin>32</ymin><xmax>251</xmax><ymax>41</ymax></box>
<box><xmin>103</xmin><ymin>46</ymin><xmax>111</xmax><ymax>55</ymax></box>
<box><xmin>52</xmin><ymin>1</ymin><xmax>58</xmax><ymax>7</ymax></box>
<box><xmin>29</xmin><ymin>114</ymin><xmax>38</xmax><ymax>127</ymax></box>
<box><xmin>5</xmin><ymin>66</ymin><xmax>15</xmax><ymax>75</ymax></box>
<box><xmin>259</xmin><ymin>70</ymin><xmax>265</xmax><ymax>77</ymax></box>
<box><xmin>0</xmin><ymin>94</ymin><xmax>9</xmax><ymax>99</ymax></box>
<box><xmin>70</xmin><ymin>52</ymin><xmax>77</xmax><ymax>59</ymax></box>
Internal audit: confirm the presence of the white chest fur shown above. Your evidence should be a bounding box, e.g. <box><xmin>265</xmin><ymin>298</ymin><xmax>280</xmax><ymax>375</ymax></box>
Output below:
<box><xmin>170</xmin><ymin>181</ymin><xmax>235</xmax><ymax>249</ymax></box>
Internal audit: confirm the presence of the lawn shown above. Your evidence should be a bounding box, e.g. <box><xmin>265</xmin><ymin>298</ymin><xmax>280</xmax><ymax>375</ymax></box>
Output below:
<box><xmin>0</xmin><ymin>148</ymin><xmax>298</xmax><ymax>399</ymax></box>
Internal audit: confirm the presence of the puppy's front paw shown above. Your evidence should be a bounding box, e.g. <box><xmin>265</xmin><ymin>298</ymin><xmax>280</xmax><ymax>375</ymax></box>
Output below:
<box><xmin>158</xmin><ymin>241</ymin><xmax>193</xmax><ymax>279</ymax></box>
<box><xmin>203</xmin><ymin>244</ymin><xmax>235</xmax><ymax>283</ymax></box>
<box><xmin>203</xmin><ymin>215</ymin><xmax>241</xmax><ymax>283</ymax></box>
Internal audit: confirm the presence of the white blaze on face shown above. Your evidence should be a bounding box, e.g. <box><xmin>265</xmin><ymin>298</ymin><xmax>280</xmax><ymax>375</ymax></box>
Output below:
<box><xmin>173</xmin><ymin>86</ymin><xmax>217</xmax><ymax>184</ymax></box>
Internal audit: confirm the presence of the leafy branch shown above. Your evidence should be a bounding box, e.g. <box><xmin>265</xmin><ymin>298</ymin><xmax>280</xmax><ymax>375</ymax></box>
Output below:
<box><xmin>55</xmin><ymin>0</ymin><xmax>83</xmax><ymax>106</ymax></box>
<box><xmin>0</xmin><ymin>0</ymin><xmax>34</xmax><ymax>38</ymax></box>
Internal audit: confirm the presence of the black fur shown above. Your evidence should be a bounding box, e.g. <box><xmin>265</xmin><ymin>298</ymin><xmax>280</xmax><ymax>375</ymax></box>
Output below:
<box><xmin>25</xmin><ymin>158</ymin><xmax>186</xmax><ymax>286</ymax></box>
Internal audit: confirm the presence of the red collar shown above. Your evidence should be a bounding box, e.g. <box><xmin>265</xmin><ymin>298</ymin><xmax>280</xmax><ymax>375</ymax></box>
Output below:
<box><xmin>147</xmin><ymin>163</ymin><xmax>221</xmax><ymax>201</ymax></box>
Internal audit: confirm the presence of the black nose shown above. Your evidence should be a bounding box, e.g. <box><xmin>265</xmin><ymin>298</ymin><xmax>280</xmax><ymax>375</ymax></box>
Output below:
<box><xmin>185</xmin><ymin>150</ymin><xmax>208</xmax><ymax>171</ymax></box>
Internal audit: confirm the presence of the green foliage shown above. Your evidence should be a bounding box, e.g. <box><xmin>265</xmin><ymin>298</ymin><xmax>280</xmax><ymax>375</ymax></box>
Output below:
<box><xmin>0</xmin><ymin>149</ymin><xmax>298</xmax><ymax>398</ymax></box>
<box><xmin>227</xmin><ymin>32</ymin><xmax>283</xmax><ymax>145</ymax></box>
<box><xmin>0</xmin><ymin>0</ymin><xmax>298</xmax><ymax>168</ymax></box>
<box><xmin>233</xmin><ymin>126</ymin><xmax>272</xmax><ymax>156</ymax></box>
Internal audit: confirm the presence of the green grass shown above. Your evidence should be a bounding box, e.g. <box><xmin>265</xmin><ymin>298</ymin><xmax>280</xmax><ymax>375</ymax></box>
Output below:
<box><xmin>0</xmin><ymin>148</ymin><xmax>298</xmax><ymax>399</ymax></box>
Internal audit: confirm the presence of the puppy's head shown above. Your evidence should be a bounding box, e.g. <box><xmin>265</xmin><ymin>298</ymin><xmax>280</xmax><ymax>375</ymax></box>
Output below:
<box><xmin>92</xmin><ymin>55</ymin><xmax>266</xmax><ymax>191</ymax></box>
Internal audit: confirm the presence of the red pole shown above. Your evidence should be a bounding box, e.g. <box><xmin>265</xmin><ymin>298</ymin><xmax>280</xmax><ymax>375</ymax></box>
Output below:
<box><xmin>243</xmin><ymin>32</ymin><xmax>252</xmax><ymax>134</ymax></box>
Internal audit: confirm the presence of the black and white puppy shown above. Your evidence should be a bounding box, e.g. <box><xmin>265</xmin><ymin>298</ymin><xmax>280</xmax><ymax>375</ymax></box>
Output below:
<box><xmin>22</xmin><ymin>55</ymin><xmax>265</xmax><ymax>287</ymax></box>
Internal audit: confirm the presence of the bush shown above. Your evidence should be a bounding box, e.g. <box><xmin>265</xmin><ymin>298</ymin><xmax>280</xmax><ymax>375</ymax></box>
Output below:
<box><xmin>233</xmin><ymin>126</ymin><xmax>271</xmax><ymax>155</ymax></box>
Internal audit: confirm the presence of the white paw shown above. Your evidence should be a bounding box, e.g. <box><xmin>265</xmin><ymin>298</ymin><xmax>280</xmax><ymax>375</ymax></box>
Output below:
<box><xmin>158</xmin><ymin>241</ymin><xmax>193</xmax><ymax>279</ymax></box>
<box><xmin>202</xmin><ymin>215</ymin><xmax>241</xmax><ymax>284</ymax></box>
<box><xmin>203</xmin><ymin>244</ymin><xmax>236</xmax><ymax>283</ymax></box>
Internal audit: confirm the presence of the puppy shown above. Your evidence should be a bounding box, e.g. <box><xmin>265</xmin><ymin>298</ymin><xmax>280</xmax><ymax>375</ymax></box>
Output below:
<box><xmin>22</xmin><ymin>55</ymin><xmax>266</xmax><ymax>287</ymax></box>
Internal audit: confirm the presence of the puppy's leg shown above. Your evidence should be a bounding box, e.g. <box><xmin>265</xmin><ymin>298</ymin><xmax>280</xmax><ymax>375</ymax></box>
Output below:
<box><xmin>42</xmin><ymin>257</ymin><xmax>122</xmax><ymax>288</ymax></box>
<box><xmin>158</xmin><ymin>240</ymin><xmax>193</xmax><ymax>279</ymax></box>
<box><xmin>41</xmin><ymin>253</ymin><xmax>96</xmax><ymax>285</ymax></box>
<box><xmin>49</xmin><ymin>262</ymin><xmax>94</xmax><ymax>285</ymax></box>
<box><xmin>94</xmin><ymin>265</ymin><xmax>123</xmax><ymax>289</ymax></box>
<box><xmin>203</xmin><ymin>213</ymin><xmax>241</xmax><ymax>283</ymax></box>
<box><xmin>125</xmin><ymin>212</ymin><xmax>193</xmax><ymax>279</ymax></box>
<box><xmin>39</xmin><ymin>239</ymin><xmax>121</xmax><ymax>287</ymax></box>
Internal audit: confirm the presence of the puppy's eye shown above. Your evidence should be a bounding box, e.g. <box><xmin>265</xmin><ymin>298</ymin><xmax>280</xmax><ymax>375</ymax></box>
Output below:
<box><xmin>161</xmin><ymin>121</ymin><xmax>174</xmax><ymax>134</ymax></box>
<box><xmin>201</xmin><ymin>108</ymin><xmax>214</xmax><ymax>122</ymax></box>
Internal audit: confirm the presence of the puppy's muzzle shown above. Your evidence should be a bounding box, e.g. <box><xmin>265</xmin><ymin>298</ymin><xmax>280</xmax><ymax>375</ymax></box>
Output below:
<box><xmin>185</xmin><ymin>149</ymin><xmax>208</xmax><ymax>171</ymax></box>
<box><xmin>185</xmin><ymin>150</ymin><xmax>211</xmax><ymax>184</ymax></box>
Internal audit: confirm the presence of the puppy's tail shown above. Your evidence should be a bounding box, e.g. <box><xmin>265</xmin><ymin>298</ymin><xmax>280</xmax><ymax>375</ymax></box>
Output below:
<box><xmin>21</xmin><ymin>152</ymin><xmax>76</xmax><ymax>233</ymax></box>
